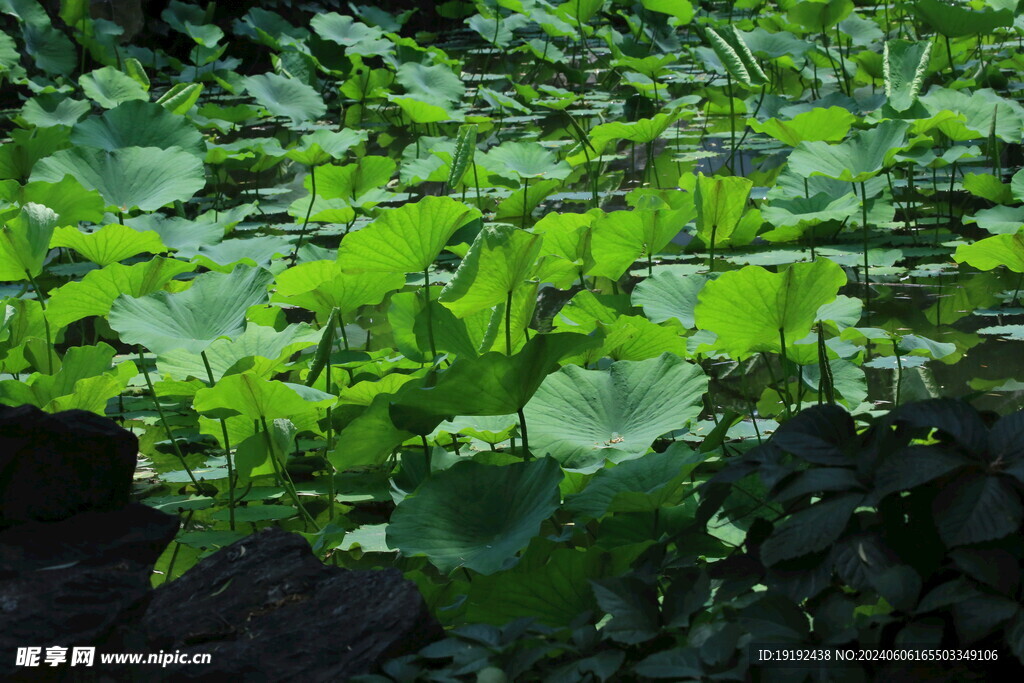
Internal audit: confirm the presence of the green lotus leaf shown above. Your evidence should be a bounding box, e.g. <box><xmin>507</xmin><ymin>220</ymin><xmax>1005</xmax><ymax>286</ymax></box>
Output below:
<box><xmin>310</xmin><ymin>12</ymin><xmax>385</xmax><ymax>53</ymax></box>
<box><xmin>287</xmin><ymin>195</ymin><xmax>355</xmax><ymax>224</ymax></box>
<box><xmin>963</xmin><ymin>173</ymin><xmax>1012</xmax><ymax>205</ymax></box>
<box><xmin>396</xmin><ymin>62</ymin><xmax>465</xmax><ymax>109</ymax></box>
<box><xmin>565</xmin><ymin>443</ymin><xmax>704</xmax><ymax>518</ymax></box>
<box><xmin>912</xmin><ymin>0</ymin><xmax>1013</xmax><ymax>38</ymax></box>
<box><xmin>434</xmin><ymin>414</ymin><xmax>517</xmax><ymax>445</ymax></box>
<box><xmin>21</xmin><ymin>95</ymin><xmax>90</xmax><ymax>128</ymax></box>
<box><xmin>963</xmin><ymin>206</ymin><xmax>1024</xmax><ymax>236</ymax></box>
<box><xmin>465</xmin><ymin>547</ymin><xmax>606</xmax><ymax>626</ymax></box>
<box><xmin>0</xmin><ymin>176</ymin><xmax>104</xmax><ymax>226</ymax></box>
<box><xmin>531</xmin><ymin>211</ymin><xmax>596</xmax><ymax>288</ymax></box>
<box><xmin>641</xmin><ymin>0</ymin><xmax>694</xmax><ymax>23</ymax></box>
<box><xmin>244</xmin><ymin>73</ymin><xmax>327</xmax><ymax>127</ymax></box>
<box><xmin>748</xmin><ymin>107</ymin><xmax>857</xmax><ymax>147</ymax></box>
<box><xmin>0</xmin><ymin>203</ymin><xmax>58</xmax><ymax>281</ymax></box>
<box><xmin>694</xmin><ymin>173</ymin><xmax>753</xmax><ymax>250</ymax></box>
<box><xmin>125</xmin><ymin>204</ymin><xmax>252</xmax><ymax>251</ymax></box>
<box><xmin>158</xmin><ymin>322</ymin><xmax>322</xmax><ymax>382</ymax></box>
<box><xmin>787</xmin><ymin>120</ymin><xmax>909</xmax><ymax>183</ymax></box>
<box><xmin>694</xmin><ymin>258</ymin><xmax>847</xmax><ymax>358</ymax></box>
<box><xmin>493</xmin><ymin>179</ymin><xmax>560</xmax><ymax>226</ymax></box>
<box><xmin>162</xmin><ymin>0</ymin><xmax>224</xmax><ymax>45</ymax></box>
<box><xmin>51</xmin><ymin>224</ymin><xmax>166</xmax><ymax>266</ymax></box>
<box><xmin>523</xmin><ymin>353</ymin><xmax>707</xmax><ymax>472</ymax></box>
<box><xmin>157</xmin><ymin>82</ymin><xmax>204</xmax><ymax>115</ymax></box>
<box><xmin>329</xmin><ymin>392</ymin><xmax>416</xmax><ymax>468</ymax></box>
<box><xmin>918</xmin><ymin>89</ymin><xmax>1024</xmax><ymax>143</ymax></box>
<box><xmin>438</xmin><ymin>225</ymin><xmax>542</xmax><ymax>319</ymax></box>
<box><xmin>954</xmin><ymin>233</ymin><xmax>1024</xmax><ymax>273</ymax></box>
<box><xmin>0</xmin><ymin>297</ymin><xmax>54</xmax><ymax>374</ymax></box>
<box><xmin>310</xmin><ymin>156</ymin><xmax>396</xmax><ymax>203</ymax></box>
<box><xmin>591</xmin><ymin>112</ymin><xmax>676</xmax><ymax>145</ymax></box>
<box><xmin>390</xmin><ymin>291</ymin><xmax>510</xmax><ymax>362</ymax></box>
<box><xmin>22</xmin><ymin>22</ymin><xmax>76</xmax><ymax>76</ymax></box>
<box><xmin>182</xmin><ymin>235</ymin><xmax>295</xmax><ymax>273</ymax></box>
<box><xmin>272</xmin><ymin>260</ymin><xmax>403</xmax><ymax>317</ymax></box>
<box><xmin>787</xmin><ymin>0</ymin><xmax>853</xmax><ymax>31</ymax></box>
<box><xmin>390</xmin><ymin>332</ymin><xmax>600</xmax><ymax>426</ymax></box>
<box><xmin>386</xmin><ymin>457</ymin><xmax>563</xmax><ymax>575</ymax></box>
<box><xmin>194</xmin><ymin>371</ymin><xmax>335</xmax><ymax>420</ymax></box>
<box><xmin>337</xmin><ymin>373</ymin><xmax>419</xmax><ymax>407</ymax></box>
<box><xmin>0</xmin><ymin>127</ymin><xmax>71</xmax><ymax>184</ymax></box>
<box><xmin>71</xmin><ymin>100</ymin><xmax>205</xmax><ymax>158</ymax></box>
<box><xmin>883</xmin><ymin>40</ymin><xmax>932</xmax><ymax>113</ymax></box>
<box><xmin>588</xmin><ymin>199</ymin><xmax>695</xmax><ymax>280</ymax></box>
<box><xmin>108</xmin><ymin>265</ymin><xmax>273</xmax><ymax>355</ymax></box>
<box><xmin>388</xmin><ymin>95</ymin><xmax>459</xmax><ymax>124</ymax></box>
<box><xmin>595</xmin><ymin>314</ymin><xmax>689</xmax><ymax>362</ymax></box>
<box><xmin>0</xmin><ymin>342</ymin><xmax>133</xmax><ymax>414</ymax></box>
<box><xmin>486</xmin><ymin>141</ymin><xmax>571</xmax><ymax>180</ymax></box>
<box><xmin>760</xmin><ymin>192</ymin><xmax>861</xmax><ymax>242</ymax></box>
<box><xmin>631</xmin><ymin>270</ymin><xmax>709</xmax><ymax>328</ymax></box>
<box><xmin>31</xmin><ymin>146</ymin><xmax>206</xmax><ymax>212</ymax></box>
<box><xmin>285</xmin><ymin>129</ymin><xmax>368</xmax><ymax>167</ymax></box>
<box><xmin>336</xmin><ymin>196</ymin><xmax>479</xmax><ymax>274</ymax></box>
<box><xmin>45</xmin><ymin>257</ymin><xmax>195</xmax><ymax>330</ymax></box>
<box><xmin>79</xmin><ymin>66</ymin><xmax>149</xmax><ymax>109</ymax></box>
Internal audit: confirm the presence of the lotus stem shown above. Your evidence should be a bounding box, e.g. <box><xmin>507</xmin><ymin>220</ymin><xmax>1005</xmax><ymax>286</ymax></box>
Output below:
<box><xmin>505</xmin><ymin>289</ymin><xmax>513</xmax><ymax>355</ymax></box>
<box><xmin>893</xmin><ymin>336</ymin><xmax>903</xmax><ymax>407</ymax></box>
<box><xmin>423</xmin><ymin>266</ymin><xmax>437</xmax><ymax>358</ymax></box>
<box><xmin>290</xmin><ymin>164</ymin><xmax>316</xmax><ymax>265</ymax></box>
<box><xmin>260</xmin><ymin>415</ymin><xmax>320</xmax><ymax>531</ymax></box>
<box><xmin>517</xmin><ymin>407</ymin><xmax>530</xmax><ymax>459</ymax></box>
<box><xmin>201</xmin><ymin>350</ymin><xmax>235</xmax><ymax>530</ymax></box>
<box><xmin>24</xmin><ymin>270</ymin><xmax>53</xmax><ymax>374</ymax></box>
<box><xmin>138</xmin><ymin>348</ymin><xmax>202</xmax><ymax>491</ymax></box>
<box><xmin>859</xmin><ymin>181</ymin><xmax>871</xmax><ymax>319</ymax></box>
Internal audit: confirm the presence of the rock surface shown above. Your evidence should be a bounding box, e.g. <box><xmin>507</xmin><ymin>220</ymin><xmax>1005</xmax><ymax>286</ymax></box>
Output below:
<box><xmin>1</xmin><ymin>406</ymin><xmax>440</xmax><ymax>680</ymax></box>
<box><xmin>0</xmin><ymin>404</ymin><xmax>138</xmax><ymax>526</ymax></box>
<box><xmin>144</xmin><ymin>527</ymin><xmax>443</xmax><ymax>679</ymax></box>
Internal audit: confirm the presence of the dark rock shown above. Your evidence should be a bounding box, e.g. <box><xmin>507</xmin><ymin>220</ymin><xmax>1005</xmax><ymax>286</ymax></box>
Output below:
<box><xmin>0</xmin><ymin>503</ymin><xmax>179</xmax><ymax>575</ymax></box>
<box><xmin>0</xmin><ymin>405</ymin><xmax>138</xmax><ymax>526</ymax></box>
<box><xmin>0</xmin><ymin>404</ymin><xmax>438</xmax><ymax>680</ymax></box>
<box><xmin>0</xmin><ymin>505</ymin><xmax>179</xmax><ymax>679</ymax></box>
<box><xmin>143</xmin><ymin>527</ymin><xmax>442</xmax><ymax>680</ymax></box>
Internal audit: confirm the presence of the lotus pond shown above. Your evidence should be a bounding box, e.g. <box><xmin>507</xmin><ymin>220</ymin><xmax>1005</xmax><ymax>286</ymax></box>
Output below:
<box><xmin>4</xmin><ymin>0</ymin><xmax>1024</xmax><ymax>677</ymax></box>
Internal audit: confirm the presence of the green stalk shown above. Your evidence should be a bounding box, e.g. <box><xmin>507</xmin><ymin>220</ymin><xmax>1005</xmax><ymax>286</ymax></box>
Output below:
<box><xmin>472</xmin><ymin>162</ymin><xmax>483</xmax><ymax>209</ymax></box>
<box><xmin>201</xmin><ymin>350</ymin><xmax>235</xmax><ymax>531</ymax></box>
<box><xmin>290</xmin><ymin>164</ymin><xmax>317</xmax><ymax>265</ymax></box>
<box><xmin>260</xmin><ymin>415</ymin><xmax>320</xmax><ymax>531</ymax></box>
<box><xmin>24</xmin><ymin>270</ymin><xmax>53</xmax><ymax>374</ymax></box>
<box><xmin>893</xmin><ymin>336</ymin><xmax>903</xmax><ymax>407</ymax></box>
<box><xmin>517</xmin><ymin>407</ymin><xmax>530</xmax><ymax>459</ymax></box>
<box><xmin>421</xmin><ymin>434</ymin><xmax>432</xmax><ymax>470</ymax></box>
<box><xmin>816</xmin><ymin>322</ymin><xmax>835</xmax><ymax>405</ymax></box>
<box><xmin>325</xmin><ymin>360</ymin><xmax>336</xmax><ymax>522</ymax></box>
<box><xmin>944</xmin><ymin>34</ymin><xmax>955</xmax><ymax>78</ymax></box>
<box><xmin>423</xmin><ymin>266</ymin><xmax>437</xmax><ymax>359</ymax></box>
<box><xmin>708</xmin><ymin>222</ymin><xmax>718</xmax><ymax>273</ymax></box>
<box><xmin>138</xmin><ymin>349</ymin><xmax>202</xmax><ymax>490</ymax></box>
<box><xmin>505</xmin><ymin>289</ymin><xmax>513</xmax><ymax>355</ymax></box>
<box><xmin>778</xmin><ymin>328</ymin><xmax>793</xmax><ymax>418</ymax></box>
<box><xmin>521</xmin><ymin>176</ymin><xmax>530</xmax><ymax>230</ymax></box>
<box><xmin>337</xmin><ymin>310</ymin><xmax>349</xmax><ymax>351</ymax></box>
<box><xmin>726</xmin><ymin>72</ymin><xmax>736</xmax><ymax>166</ymax></box>
<box><xmin>859</xmin><ymin>181</ymin><xmax>871</xmax><ymax>318</ymax></box>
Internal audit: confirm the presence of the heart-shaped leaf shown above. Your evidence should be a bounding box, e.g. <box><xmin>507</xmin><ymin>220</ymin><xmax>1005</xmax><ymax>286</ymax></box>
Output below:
<box><xmin>386</xmin><ymin>457</ymin><xmax>563</xmax><ymax>575</ymax></box>
<box><xmin>523</xmin><ymin>353</ymin><xmax>707</xmax><ymax>472</ymax></box>
<box><xmin>108</xmin><ymin>265</ymin><xmax>273</xmax><ymax>355</ymax></box>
